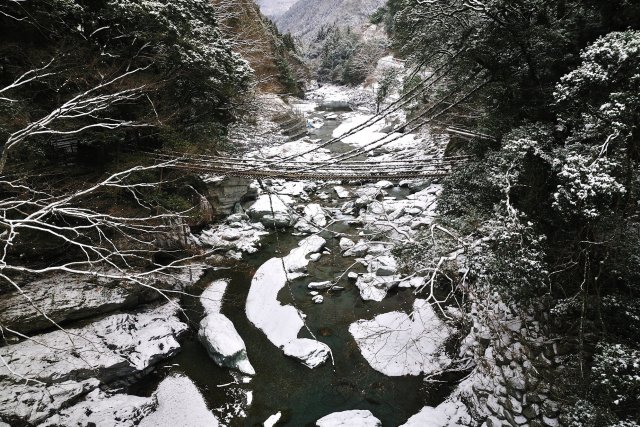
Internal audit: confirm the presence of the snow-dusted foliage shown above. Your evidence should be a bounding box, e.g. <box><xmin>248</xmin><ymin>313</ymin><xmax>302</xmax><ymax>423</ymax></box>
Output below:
<box><xmin>591</xmin><ymin>343</ymin><xmax>640</xmax><ymax>411</ymax></box>
<box><xmin>389</xmin><ymin>1</ymin><xmax>640</xmax><ymax>422</ymax></box>
<box><xmin>552</xmin><ymin>148</ymin><xmax>626</xmax><ymax>219</ymax></box>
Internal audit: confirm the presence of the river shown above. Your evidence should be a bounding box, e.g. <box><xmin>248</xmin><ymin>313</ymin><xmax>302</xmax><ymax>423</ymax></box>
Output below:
<box><xmin>129</xmin><ymin>98</ymin><xmax>457</xmax><ymax>426</ymax></box>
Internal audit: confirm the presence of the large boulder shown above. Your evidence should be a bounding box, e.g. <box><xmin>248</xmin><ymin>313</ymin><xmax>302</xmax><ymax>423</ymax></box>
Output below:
<box><xmin>198</xmin><ymin>280</ymin><xmax>254</xmax><ymax>375</ymax></box>
<box><xmin>247</xmin><ymin>194</ymin><xmax>294</xmax><ymax>228</ymax></box>
<box><xmin>139</xmin><ymin>374</ymin><xmax>220</xmax><ymax>427</ymax></box>
<box><xmin>205</xmin><ymin>176</ymin><xmax>256</xmax><ymax>216</ymax></box>
<box><xmin>349</xmin><ymin>299</ymin><xmax>452</xmax><ymax>376</ymax></box>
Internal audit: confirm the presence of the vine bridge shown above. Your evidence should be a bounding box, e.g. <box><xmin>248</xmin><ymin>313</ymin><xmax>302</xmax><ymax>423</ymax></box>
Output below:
<box><xmin>151</xmin><ymin>151</ymin><xmax>469</xmax><ymax>181</ymax></box>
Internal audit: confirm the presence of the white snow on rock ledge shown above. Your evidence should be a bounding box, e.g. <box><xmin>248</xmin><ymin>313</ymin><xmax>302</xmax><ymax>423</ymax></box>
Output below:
<box><xmin>246</xmin><ymin>235</ymin><xmax>331</xmax><ymax>368</ymax></box>
<box><xmin>139</xmin><ymin>374</ymin><xmax>219</xmax><ymax>427</ymax></box>
<box><xmin>349</xmin><ymin>299</ymin><xmax>452</xmax><ymax>376</ymax></box>
<box><xmin>198</xmin><ymin>279</ymin><xmax>255</xmax><ymax>375</ymax></box>
<box><xmin>316</xmin><ymin>409</ymin><xmax>381</xmax><ymax>427</ymax></box>
<box><xmin>0</xmin><ymin>302</ymin><xmax>187</xmax><ymax>424</ymax></box>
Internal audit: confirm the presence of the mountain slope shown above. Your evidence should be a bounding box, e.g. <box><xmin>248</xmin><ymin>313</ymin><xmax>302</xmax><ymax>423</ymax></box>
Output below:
<box><xmin>275</xmin><ymin>0</ymin><xmax>385</xmax><ymax>43</ymax></box>
<box><xmin>256</xmin><ymin>0</ymin><xmax>299</xmax><ymax>18</ymax></box>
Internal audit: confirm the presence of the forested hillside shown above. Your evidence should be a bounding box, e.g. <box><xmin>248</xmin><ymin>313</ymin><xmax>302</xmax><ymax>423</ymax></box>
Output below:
<box><xmin>0</xmin><ymin>0</ymin><xmax>252</xmax><ymax>173</ymax></box>
<box><xmin>275</xmin><ymin>0</ymin><xmax>385</xmax><ymax>43</ymax></box>
<box><xmin>384</xmin><ymin>1</ymin><xmax>640</xmax><ymax>424</ymax></box>
<box><xmin>256</xmin><ymin>0</ymin><xmax>299</xmax><ymax>18</ymax></box>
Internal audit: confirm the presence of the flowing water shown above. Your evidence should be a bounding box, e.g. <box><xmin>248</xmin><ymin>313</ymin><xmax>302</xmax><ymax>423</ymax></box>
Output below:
<box><xmin>129</xmin><ymin>106</ymin><xmax>454</xmax><ymax>426</ymax></box>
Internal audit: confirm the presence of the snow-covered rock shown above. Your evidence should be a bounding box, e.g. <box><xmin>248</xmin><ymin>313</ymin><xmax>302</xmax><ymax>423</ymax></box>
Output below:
<box><xmin>312</xmin><ymin>295</ymin><xmax>324</xmax><ymax>304</ymax></box>
<box><xmin>339</xmin><ymin>237</ymin><xmax>355</xmax><ymax>251</ymax></box>
<box><xmin>139</xmin><ymin>374</ymin><xmax>220</xmax><ymax>427</ymax></box>
<box><xmin>375</xmin><ymin>180</ymin><xmax>394</xmax><ymax>189</ymax></box>
<box><xmin>366</xmin><ymin>255</ymin><xmax>398</xmax><ymax>276</ymax></box>
<box><xmin>334</xmin><ymin>186</ymin><xmax>351</xmax><ymax>198</ymax></box>
<box><xmin>200</xmin><ymin>220</ymin><xmax>268</xmax><ymax>255</ymax></box>
<box><xmin>198</xmin><ymin>280</ymin><xmax>254</xmax><ymax>375</ymax></box>
<box><xmin>0</xmin><ymin>379</ymin><xmax>100</xmax><ymax>425</ymax></box>
<box><xmin>316</xmin><ymin>410</ymin><xmax>381</xmax><ymax>427</ymax></box>
<box><xmin>41</xmin><ymin>389</ymin><xmax>154</xmax><ymax>427</ymax></box>
<box><xmin>264</xmin><ymin>411</ymin><xmax>282</xmax><ymax>427</ymax></box>
<box><xmin>308</xmin><ymin>281</ymin><xmax>333</xmax><ymax>290</ymax></box>
<box><xmin>349</xmin><ymin>299</ymin><xmax>452</xmax><ymax>376</ymax></box>
<box><xmin>295</xmin><ymin>203</ymin><xmax>328</xmax><ymax>233</ymax></box>
<box><xmin>355</xmin><ymin>274</ymin><xmax>402</xmax><ymax>301</ymax></box>
<box><xmin>0</xmin><ymin>302</ymin><xmax>187</xmax><ymax>424</ymax></box>
<box><xmin>304</xmin><ymin>203</ymin><xmax>327</xmax><ymax>226</ymax></box>
<box><xmin>400</xmin><ymin>373</ymin><xmax>478</xmax><ymax>426</ymax></box>
<box><xmin>343</xmin><ymin>240</ymin><xmax>370</xmax><ymax>257</ymax></box>
<box><xmin>0</xmin><ymin>273</ymin><xmax>143</xmax><ymax>336</ymax></box>
<box><xmin>247</xmin><ymin>194</ymin><xmax>294</xmax><ymax>227</ymax></box>
<box><xmin>246</xmin><ymin>236</ymin><xmax>330</xmax><ymax>368</ymax></box>
<box><xmin>284</xmin><ymin>235</ymin><xmax>326</xmax><ymax>274</ymax></box>
<box><xmin>282</xmin><ymin>338</ymin><xmax>330</xmax><ymax>368</ymax></box>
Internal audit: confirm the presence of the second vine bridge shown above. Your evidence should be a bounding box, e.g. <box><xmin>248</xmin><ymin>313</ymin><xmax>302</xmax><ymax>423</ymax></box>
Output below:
<box><xmin>151</xmin><ymin>151</ymin><xmax>469</xmax><ymax>181</ymax></box>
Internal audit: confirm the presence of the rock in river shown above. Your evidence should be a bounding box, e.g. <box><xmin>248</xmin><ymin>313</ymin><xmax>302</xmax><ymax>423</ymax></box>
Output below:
<box><xmin>316</xmin><ymin>409</ymin><xmax>381</xmax><ymax>427</ymax></box>
<box><xmin>198</xmin><ymin>279</ymin><xmax>255</xmax><ymax>375</ymax></box>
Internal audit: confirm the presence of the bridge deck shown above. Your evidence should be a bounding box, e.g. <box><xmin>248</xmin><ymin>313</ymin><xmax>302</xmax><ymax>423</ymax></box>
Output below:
<box><xmin>151</xmin><ymin>152</ymin><xmax>466</xmax><ymax>180</ymax></box>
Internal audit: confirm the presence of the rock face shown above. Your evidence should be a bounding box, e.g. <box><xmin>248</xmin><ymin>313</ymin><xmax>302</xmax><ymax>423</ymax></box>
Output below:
<box><xmin>0</xmin><ymin>273</ymin><xmax>165</xmax><ymax>336</ymax></box>
<box><xmin>316</xmin><ymin>409</ymin><xmax>382</xmax><ymax>427</ymax></box>
<box><xmin>0</xmin><ymin>302</ymin><xmax>187</xmax><ymax>425</ymax></box>
<box><xmin>205</xmin><ymin>176</ymin><xmax>256</xmax><ymax>216</ymax></box>
<box><xmin>198</xmin><ymin>279</ymin><xmax>255</xmax><ymax>375</ymax></box>
<box><xmin>349</xmin><ymin>299</ymin><xmax>452</xmax><ymax>376</ymax></box>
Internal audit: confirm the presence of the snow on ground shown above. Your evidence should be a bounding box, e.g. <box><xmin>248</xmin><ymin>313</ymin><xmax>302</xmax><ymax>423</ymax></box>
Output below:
<box><xmin>139</xmin><ymin>374</ymin><xmax>220</xmax><ymax>427</ymax></box>
<box><xmin>199</xmin><ymin>279</ymin><xmax>255</xmax><ymax>375</ymax></box>
<box><xmin>246</xmin><ymin>235</ymin><xmax>331</xmax><ymax>368</ymax></box>
<box><xmin>349</xmin><ymin>299</ymin><xmax>452</xmax><ymax>376</ymax></box>
<box><xmin>316</xmin><ymin>409</ymin><xmax>382</xmax><ymax>427</ymax></box>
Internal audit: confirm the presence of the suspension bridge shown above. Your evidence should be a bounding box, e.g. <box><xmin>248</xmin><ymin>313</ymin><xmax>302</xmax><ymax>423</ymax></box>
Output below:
<box><xmin>151</xmin><ymin>151</ymin><xmax>470</xmax><ymax>180</ymax></box>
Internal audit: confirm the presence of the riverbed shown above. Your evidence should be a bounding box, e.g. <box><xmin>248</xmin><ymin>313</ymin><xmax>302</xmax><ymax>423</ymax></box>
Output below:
<box><xmin>129</xmin><ymin>97</ymin><xmax>456</xmax><ymax>426</ymax></box>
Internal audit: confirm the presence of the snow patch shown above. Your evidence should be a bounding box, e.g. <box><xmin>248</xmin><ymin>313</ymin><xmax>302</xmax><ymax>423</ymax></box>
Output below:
<box><xmin>349</xmin><ymin>299</ymin><xmax>452</xmax><ymax>376</ymax></box>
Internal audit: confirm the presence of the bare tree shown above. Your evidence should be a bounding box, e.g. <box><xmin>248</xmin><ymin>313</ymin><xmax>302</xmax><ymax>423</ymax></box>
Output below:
<box><xmin>0</xmin><ymin>62</ymin><xmax>153</xmax><ymax>174</ymax></box>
